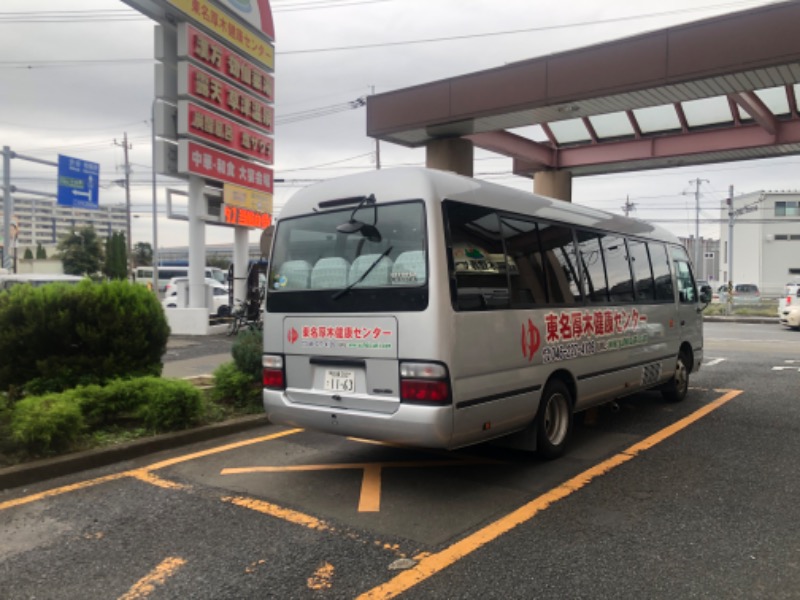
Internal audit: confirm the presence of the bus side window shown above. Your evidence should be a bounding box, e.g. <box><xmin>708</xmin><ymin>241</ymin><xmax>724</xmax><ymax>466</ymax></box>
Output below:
<box><xmin>649</xmin><ymin>243</ymin><xmax>674</xmax><ymax>302</ymax></box>
<box><xmin>575</xmin><ymin>229</ymin><xmax>608</xmax><ymax>304</ymax></box>
<box><xmin>602</xmin><ymin>234</ymin><xmax>634</xmax><ymax>303</ymax></box>
<box><xmin>539</xmin><ymin>223</ymin><xmax>581</xmax><ymax>305</ymax></box>
<box><xmin>628</xmin><ymin>238</ymin><xmax>656</xmax><ymax>302</ymax></box>
<box><xmin>444</xmin><ymin>201</ymin><xmax>509</xmax><ymax>311</ymax></box>
<box><xmin>671</xmin><ymin>247</ymin><xmax>697</xmax><ymax>303</ymax></box>
<box><xmin>499</xmin><ymin>215</ymin><xmax>547</xmax><ymax>307</ymax></box>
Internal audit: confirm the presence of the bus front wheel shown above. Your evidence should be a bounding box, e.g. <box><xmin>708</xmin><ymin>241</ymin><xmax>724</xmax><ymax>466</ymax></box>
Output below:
<box><xmin>661</xmin><ymin>351</ymin><xmax>690</xmax><ymax>403</ymax></box>
<box><xmin>536</xmin><ymin>380</ymin><xmax>573</xmax><ymax>460</ymax></box>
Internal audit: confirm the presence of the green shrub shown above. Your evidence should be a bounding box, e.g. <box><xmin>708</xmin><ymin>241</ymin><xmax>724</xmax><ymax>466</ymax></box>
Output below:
<box><xmin>0</xmin><ymin>280</ymin><xmax>170</xmax><ymax>395</ymax></box>
<box><xmin>11</xmin><ymin>393</ymin><xmax>86</xmax><ymax>454</ymax></box>
<box><xmin>211</xmin><ymin>361</ymin><xmax>263</xmax><ymax>409</ymax></box>
<box><xmin>77</xmin><ymin>381</ymin><xmax>137</xmax><ymax>429</ymax></box>
<box><xmin>232</xmin><ymin>328</ymin><xmax>263</xmax><ymax>381</ymax></box>
<box><xmin>135</xmin><ymin>378</ymin><xmax>204</xmax><ymax>432</ymax></box>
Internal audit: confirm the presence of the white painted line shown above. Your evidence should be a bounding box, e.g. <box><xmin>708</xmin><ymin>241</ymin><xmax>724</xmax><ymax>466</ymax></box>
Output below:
<box><xmin>704</xmin><ymin>358</ymin><xmax>726</xmax><ymax>366</ymax></box>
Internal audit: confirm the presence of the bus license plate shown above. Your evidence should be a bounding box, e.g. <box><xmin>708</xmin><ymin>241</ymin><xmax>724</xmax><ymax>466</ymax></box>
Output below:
<box><xmin>324</xmin><ymin>369</ymin><xmax>355</xmax><ymax>393</ymax></box>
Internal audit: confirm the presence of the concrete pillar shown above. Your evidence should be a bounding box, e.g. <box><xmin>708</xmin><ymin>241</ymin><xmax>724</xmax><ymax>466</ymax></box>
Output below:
<box><xmin>187</xmin><ymin>175</ymin><xmax>206</xmax><ymax>309</ymax></box>
<box><xmin>534</xmin><ymin>170</ymin><xmax>572</xmax><ymax>202</ymax></box>
<box><xmin>425</xmin><ymin>138</ymin><xmax>474</xmax><ymax>177</ymax></box>
<box><xmin>233</xmin><ymin>227</ymin><xmax>249</xmax><ymax>307</ymax></box>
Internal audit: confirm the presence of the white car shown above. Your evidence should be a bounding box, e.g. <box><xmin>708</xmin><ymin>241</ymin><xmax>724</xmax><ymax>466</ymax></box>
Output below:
<box><xmin>161</xmin><ymin>281</ymin><xmax>231</xmax><ymax>317</ymax></box>
<box><xmin>777</xmin><ymin>282</ymin><xmax>800</xmax><ymax>318</ymax></box>
<box><xmin>779</xmin><ymin>304</ymin><xmax>800</xmax><ymax>330</ymax></box>
<box><xmin>163</xmin><ymin>276</ymin><xmax>224</xmax><ymax>298</ymax></box>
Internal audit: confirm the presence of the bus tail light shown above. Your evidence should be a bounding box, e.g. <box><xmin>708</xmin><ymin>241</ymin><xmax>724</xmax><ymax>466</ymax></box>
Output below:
<box><xmin>263</xmin><ymin>354</ymin><xmax>285</xmax><ymax>390</ymax></box>
<box><xmin>399</xmin><ymin>362</ymin><xmax>451</xmax><ymax>404</ymax></box>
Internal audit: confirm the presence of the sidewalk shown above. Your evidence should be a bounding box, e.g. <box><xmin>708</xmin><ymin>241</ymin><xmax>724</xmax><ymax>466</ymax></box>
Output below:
<box><xmin>162</xmin><ymin>333</ymin><xmax>235</xmax><ymax>380</ymax></box>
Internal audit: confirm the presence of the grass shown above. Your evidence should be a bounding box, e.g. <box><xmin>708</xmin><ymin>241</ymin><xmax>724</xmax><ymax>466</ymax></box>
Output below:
<box><xmin>703</xmin><ymin>301</ymin><xmax>779</xmax><ymax>317</ymax></box>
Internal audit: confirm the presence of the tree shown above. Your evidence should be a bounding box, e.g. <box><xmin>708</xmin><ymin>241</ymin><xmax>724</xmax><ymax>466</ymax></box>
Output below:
<box><xmin>103</xmin><ymin>232</ymin><xmax>127</xmax><ymax>280</ymax></box>
<box><xmin>56</xmin><ymin>226</ymin><xmax>104</xmax><ymax>276</ymax></box>
<box><xmin>36</xmin><ymin>243</ymin><xmax>47</xmax><ymax>259</ymax></box>
<box><xmin>133</xmin><ymin>241</ymin><xmax>153</xmax><ymax>267</ymax></box>
<box><xmin>23</xmin><ymin>248</ymin><xmax>34</xmax><ymax>259</ymax></box>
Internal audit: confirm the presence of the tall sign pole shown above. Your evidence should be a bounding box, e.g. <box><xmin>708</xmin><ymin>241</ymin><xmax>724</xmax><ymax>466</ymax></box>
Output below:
<box><xmin>2</xmin><ymin>146</ymin><xmax>12</xmax><ymax>271</ymax></box>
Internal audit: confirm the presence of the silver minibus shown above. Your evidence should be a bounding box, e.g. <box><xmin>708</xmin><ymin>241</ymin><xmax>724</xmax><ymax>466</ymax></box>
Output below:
<box><xmin>262</xmin><ymin>168</ymin><xmax>707</xmax><ymax>458</ymax></box>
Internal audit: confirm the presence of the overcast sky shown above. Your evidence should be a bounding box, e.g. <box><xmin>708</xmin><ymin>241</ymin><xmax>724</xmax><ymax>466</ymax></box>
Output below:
<box><xmin>1</xmin><ymin>0</ymin><xmax>794</xmax><ymax>253</ymax></box>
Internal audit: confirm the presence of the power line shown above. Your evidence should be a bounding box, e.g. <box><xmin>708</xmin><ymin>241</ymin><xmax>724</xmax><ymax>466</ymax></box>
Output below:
<box><xmin>278</xmin><ymin>1</ymin><xmax>777</xmax><ymax>56</ymax></box>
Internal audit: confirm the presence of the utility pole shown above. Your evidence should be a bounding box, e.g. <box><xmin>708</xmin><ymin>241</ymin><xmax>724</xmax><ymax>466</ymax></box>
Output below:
<box><xmin>689</xmin><ymin>178</ymin><xmax>709</xmax><ymax>276</ymax></box>
<box><xmin>726</xmin><ymin>184</ymin><xmax>735</xmax><ymax>316</ymax></box>
<box><xmin>114</xmin><ymin>133</ymin><xmax>132</xmax><ymax>275</ymax></box>
<box><xmin>2</xmin><ymin>146</ymin><xmax>12</xmax><ymax>272</ymax></box>
<box><xmin>622</xmin><ymin>195</ymin><xmax>635</xmax><ymax>217</ymax></box>
<box><xmin>371</xmin><ymin>86</ymin><xmax>381</xmax><ymax>170</ymax></box>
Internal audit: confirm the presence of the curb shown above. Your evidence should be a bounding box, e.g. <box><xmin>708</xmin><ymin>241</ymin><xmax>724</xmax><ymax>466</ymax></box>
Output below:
<box><xmin>0</xmin><ymin>414</ymin><xmax>270</xmax><ymax>492</ymax></box>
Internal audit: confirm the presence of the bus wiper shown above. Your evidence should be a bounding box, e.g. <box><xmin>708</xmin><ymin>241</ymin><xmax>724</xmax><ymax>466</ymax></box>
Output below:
<box><xmin>336</xmin><ymin>194</ymin><xmax>381</xmax><ymax>242</ymax></box>
<box><xmin>332</xmin><ymin>246</ymin><xmax>393</xmax><ymax>301</ymax></box>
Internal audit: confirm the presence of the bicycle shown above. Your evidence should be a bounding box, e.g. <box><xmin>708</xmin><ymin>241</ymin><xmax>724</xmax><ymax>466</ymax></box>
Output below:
<box><xmin>225</xmin><ymin>301</ymin><xmax>249</xmax><ymax>336</ymax></box>
<box><xmin>226</xmin><ymin>299</ymin><xmax>264</xmax><ymax>336</ymax></box>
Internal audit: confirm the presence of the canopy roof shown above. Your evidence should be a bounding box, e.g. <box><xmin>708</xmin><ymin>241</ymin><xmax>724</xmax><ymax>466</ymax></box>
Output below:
<box><xmin>366</xmin><ymin>2</ymin><xmax>800</xmax><ymax>177</ymax></box>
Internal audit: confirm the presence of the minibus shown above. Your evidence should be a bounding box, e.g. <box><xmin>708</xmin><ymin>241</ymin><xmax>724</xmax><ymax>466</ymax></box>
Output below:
<box><xmin>262</xmin><ymin>168</ymin><xmax>707</xmax><ymax>458</ymax></box>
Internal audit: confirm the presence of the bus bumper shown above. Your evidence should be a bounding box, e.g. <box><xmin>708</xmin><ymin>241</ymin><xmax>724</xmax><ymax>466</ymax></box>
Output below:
<box><xmin>263</xmin><ymin>390</ymin><xmax>454</xmax><ymax>448</ymax></box>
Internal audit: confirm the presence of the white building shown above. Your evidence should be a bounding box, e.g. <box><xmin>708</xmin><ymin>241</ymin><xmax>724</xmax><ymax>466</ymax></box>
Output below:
<box><xmin>1</xmin><ymin>197</ymin><xmax>127</xmax><ymax>257</ymax></box>
<box><xmin>718</xmin><ymin>191</ymin><xmax>800</xmax><ymax>296</ymax></box>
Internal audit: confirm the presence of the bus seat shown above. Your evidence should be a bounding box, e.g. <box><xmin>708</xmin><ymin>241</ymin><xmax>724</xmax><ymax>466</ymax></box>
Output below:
<box><xmin>391</xmin><ymin>251</ymin><xmax>426</xmax><ymax>285</ymax></box>
<box><xmin>278</xmin><ymin>260</ymin><xmax>312</xmax><ymax>289</ymax></box>
<box><xmin>310</xmin><ymin>257</ymin><xmax>350</xmax><ymax>289</ymax></box>
<box><xmin>349</xmin><ymin>254</ymin><xmax>393</xmax><ymax>287</ymax></box>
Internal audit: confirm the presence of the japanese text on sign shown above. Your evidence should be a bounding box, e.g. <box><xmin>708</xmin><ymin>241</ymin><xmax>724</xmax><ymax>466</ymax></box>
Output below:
<box><xmin>184</xmin><ymin>23</ymin><xmax>274</xmax><ymax>101</ymax></box>
<box><xmin>181</xmin><ymin>140</ymin><xmax>273</xmax><ymax>194</ymax></box>
<box><xmin>186</xmin><ymin>63</ymin><xmax>274</xmax><ymax>133</ymax></box>
<box><xmin>167</xmin><ymin>0</ymin><xmax>274</xmax><ymax>69</ymax></box>
<box><xmin>184</xmin><ymin>101</ymin><xmax>273</xmax><ymax>163</ymax></box>
<box><xmin>544</xmin><ymin>308</ymin><xmax>647</xmax><ymax>343</ymax></box>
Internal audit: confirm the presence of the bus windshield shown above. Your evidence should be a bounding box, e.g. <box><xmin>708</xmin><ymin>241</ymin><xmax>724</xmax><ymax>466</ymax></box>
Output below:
<box><xmin>267</xmin><ymin>200</ymin><xmax>428</xmax><ymax>313</ymax></box>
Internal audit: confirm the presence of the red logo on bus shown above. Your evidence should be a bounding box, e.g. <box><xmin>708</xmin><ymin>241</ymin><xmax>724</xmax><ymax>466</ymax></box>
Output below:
<box><xmin>521</xmin><ymin>319</ymin><xmax>541</xmax><ymax>362</ymax></box>
<box><xmin>287</xmin><ymin>327</ymin><xmax>299</xmax><ymax>344</ymax></box>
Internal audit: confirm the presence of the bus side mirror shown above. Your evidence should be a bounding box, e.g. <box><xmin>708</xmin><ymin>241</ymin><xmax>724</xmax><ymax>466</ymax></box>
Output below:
<box><xmin>699</xmin><ymin>285</ymin><xmax>712</xmax><ymax>304</ymax></box>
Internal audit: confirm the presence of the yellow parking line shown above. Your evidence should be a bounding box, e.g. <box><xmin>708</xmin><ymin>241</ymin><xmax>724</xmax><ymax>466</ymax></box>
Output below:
<box><xmin>221</xmin><ymin>458</ymin><xmax>499</xmax><ymax>513</ymax></box>
<box><xmin>357</xmin><ymin>389</ymin><xmax>743</xmax><ymax>600</ymax></box>
<box><xmin>118</xmin><ymin>556</ymin><xmax>186</xmax><ymax>600</ymax></box>
<box><xmin>223</xmin><ymin>496</ymin><xmax>332</xmax><ymax>531</ymax></box>
<box><xmin>0</xmin><ymin>429</ymin><xmax>302</xmax><ymax>512</ymax></box>
<box><xmin>359</xmin><ymin>465</ymin><xmax>383</xmax><ymax>512</ymax></box>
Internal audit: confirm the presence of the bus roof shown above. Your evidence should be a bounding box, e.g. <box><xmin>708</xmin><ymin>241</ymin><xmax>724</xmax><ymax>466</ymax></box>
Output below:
<box><xmin>279</xmin><ymin>167</ymin><xmax>679</xmax><ymax>245</ymax></box>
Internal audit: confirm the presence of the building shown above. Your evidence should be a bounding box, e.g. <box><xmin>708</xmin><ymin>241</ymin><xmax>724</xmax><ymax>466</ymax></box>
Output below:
<box><xmin>718</xmin><ymin>191</ymin><xmax>800</xmax><ymax>296</ymax></box>
<box><xmin>679</xmin><ymin>236</ymin><xmax>720</xmax><ymax>285</ymax></box>
<box><xmin>1</xmin><ymin>197</ymin><xmax>128</xmax><ymax>258</ymax></box>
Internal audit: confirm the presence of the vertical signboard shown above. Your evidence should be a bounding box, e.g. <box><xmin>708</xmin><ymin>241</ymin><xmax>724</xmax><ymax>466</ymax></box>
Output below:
<box><xmin>57</xmin><ymin>155</ymin><xmax>100</xmax><ymax>209</ymax></box>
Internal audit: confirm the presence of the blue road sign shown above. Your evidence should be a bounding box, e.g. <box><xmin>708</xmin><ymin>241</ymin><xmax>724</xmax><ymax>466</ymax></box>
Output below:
<box><xmin>57</xmin><ymin>154</ymin><xmax>100</xmax><ymax>209</ymax></box>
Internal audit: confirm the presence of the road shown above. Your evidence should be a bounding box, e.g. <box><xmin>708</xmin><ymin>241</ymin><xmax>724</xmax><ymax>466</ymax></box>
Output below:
<box><xmin>1</xmin><ymin>322</ymin><xmax>799</xmax><ymax>599</ymax></box>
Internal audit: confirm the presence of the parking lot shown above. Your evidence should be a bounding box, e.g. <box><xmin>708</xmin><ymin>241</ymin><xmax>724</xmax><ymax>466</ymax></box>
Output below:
<box><xmin>2</xmin><ymin>322</ymin><xmax>799</xmax><ymax>599</ymax></box>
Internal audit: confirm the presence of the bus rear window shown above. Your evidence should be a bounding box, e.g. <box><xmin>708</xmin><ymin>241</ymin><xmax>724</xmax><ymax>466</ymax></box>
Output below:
<box><xmin>267</xmin><ymin>200</ymin><xmax>428</xmax><ymax>313</ymax></box>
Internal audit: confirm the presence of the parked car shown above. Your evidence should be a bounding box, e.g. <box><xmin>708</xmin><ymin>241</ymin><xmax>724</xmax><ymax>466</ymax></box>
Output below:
<box><xmin>715</xmin><ymin>283</ymin><xmax>761</xmax><ymax>305</ymax></box>
<box><xmin>162</xmin><ymin>281</ymin><xmax>231</xmax><ymax>317</ymax></box>
<box><xmin>163</xmin><ymin>276</ymin><xmax>226</xmax><ymax>298</ymax></box>
<box><xmin>779</xmin><ymin>304</ymin><xmax>800</xmax><ymax>330</ymax></box>
<box><xmin>777</xmin><ymin>282</ymin><xmax>800</xmax><ymax>318</ymax></box>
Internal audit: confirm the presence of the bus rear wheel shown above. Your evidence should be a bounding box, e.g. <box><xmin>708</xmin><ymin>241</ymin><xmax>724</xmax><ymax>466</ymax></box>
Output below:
<box><xmin>661</xmin><ymin>351</ymin><xmax>689</xmax><ymax>403</ymax></box>
<box><xmin>536</xmin><ymin>380</ymin><xmax>573</xmax><ymax>460</ymax></box>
